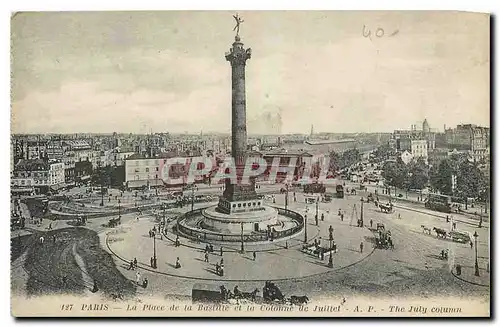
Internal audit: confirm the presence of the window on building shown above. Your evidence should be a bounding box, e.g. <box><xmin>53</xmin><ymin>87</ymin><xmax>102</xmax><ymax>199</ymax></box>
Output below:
<box><xmin>146</xmin><ymin>168</ymin><xmax>149</xmax><ymax>173</ymax></box>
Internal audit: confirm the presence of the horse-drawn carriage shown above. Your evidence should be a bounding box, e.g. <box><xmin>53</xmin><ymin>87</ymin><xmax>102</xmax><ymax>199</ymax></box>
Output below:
<box><xmin>379</xmin><ymin>202</ymin><xmax>393</xmax><ymax>213</ymax></box>
<box><xmin>305</xmin><ymin>196</ymin><xmax>316</xmax><ymax>204</ymax></box>
<box><xmin>322</xmin><ymin>193</ymin><xmax>333</xmax><ymax>203</ymax></box>
<box><xmin>449</xmin><ymin>231</ymin><xmax>471</xmax><ymax>244</ymax></box>
<box><xmin>375</xmin><ymin>226</ymin><xmax>393</xmax><ymax>250</ymax></box>
<box><xmin>107</xmin><ymin>217</ymin><xmax>121</xmax><ymax>228</ymax></box>
<box><xmin>192</xmin><ymin>283</ymin><xmax>260</xmax><ymax>304</ymax></box>
<box><xmin>301</xmin><ymin>242</ymin><xmax>336</xmax><ymax>258</ymax></box>
<box><xmin>263</xmin><ymin>281</ymin><xmax>285</xmax><ymax>303</ymax></box>
<box><xmin>74</xmin><ymin>216</ymin><xmax>86</xmax><ymax>226</ymax></box>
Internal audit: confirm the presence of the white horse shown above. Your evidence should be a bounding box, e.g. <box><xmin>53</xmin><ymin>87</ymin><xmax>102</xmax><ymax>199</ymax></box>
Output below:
<box><xmin>39</xmin><ymin>236</ymin><xmax>45</xmax><ymax>244</ymax></box>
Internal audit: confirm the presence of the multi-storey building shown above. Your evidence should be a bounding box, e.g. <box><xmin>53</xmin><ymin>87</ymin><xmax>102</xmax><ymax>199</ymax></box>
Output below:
<box><xmin>410</xmin><ymin>139</ymin><xmax>428</xmax><ymax>163</ymax></box>
<box><xmin>124</xmin><ymin>151</ymin><xmax>210</xmax><ymax>189</ymax></box>
<box><xmin>11</xmin><ymin>159</ymin><xmax>65</xmax><ymax>194</ymax></box>
<box><xmin>392</xmin><ymin>118</ymin><xmax>436</xmax><ymax>152</ymax></box>
<box><xmin>444</xmin><ymin>124</ymin><xmax>490</xmax><ymax>161</ymax></box>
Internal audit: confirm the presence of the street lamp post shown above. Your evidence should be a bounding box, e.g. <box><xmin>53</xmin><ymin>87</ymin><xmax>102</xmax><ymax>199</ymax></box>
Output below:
<box><xmin>328</xmin><ymin>229</ymin><xmax>333</xmax><ymax>268</ymax></box>
<box><xmin>98</xmin><ymin>161</ymin><xmax>104</xmax><ymax>207</ymax></box>
<box><xmin>191</xmin><ymin>185</ymin><xmax>195</xmax><ymax>212</ymax></box>
<box><xmin>240</xmin><ymin>222</ymin><xmax>245</xmax><ymax>253</ymax></box>
<box><xmin>474</xmin><ymin>231</ymin><xmax>480</xmax><ymax>277</ymax></box>
<box><xmin>304</xmin><ymin>214</ymin><xmax>308</xmax><ymax>243</ymax></box>
<box><xmin>285</xmin><ymin>184</ymin><xmax>289</xmax><ymax>210</ymax></box>
<box><xmin>152</xmin><ymin>230</ymin><xmax>157</xmax><ymax>269</ymax></box>
<box><xmin>315</xmin><ymin>197</ymin><xmax>319</xmax><ymax>226</ymax></box>
<box><xmin>360</xmin><ymin>197</ymin><xmax>364</xmax><ymax>227</ymax></box>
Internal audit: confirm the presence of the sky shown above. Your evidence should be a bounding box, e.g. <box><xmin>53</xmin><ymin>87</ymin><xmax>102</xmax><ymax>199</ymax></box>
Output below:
<box><xmin>11</xmin><ymin>11</ymin><xmax>490</xmax><ymax>134</ymax></box>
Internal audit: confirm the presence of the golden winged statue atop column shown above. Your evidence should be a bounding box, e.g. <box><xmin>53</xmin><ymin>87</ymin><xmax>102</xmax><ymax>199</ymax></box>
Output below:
<box><xmin>233</xmin><ymin>13</ymin><xmax>244</xmax><ymax>37</ymax></box>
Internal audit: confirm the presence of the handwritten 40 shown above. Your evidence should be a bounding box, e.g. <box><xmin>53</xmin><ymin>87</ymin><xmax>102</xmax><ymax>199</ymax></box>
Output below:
<box><xmin>363</xmin><ymin>25</ymin><xmax>399</xmax><ymax>40</ymax></box>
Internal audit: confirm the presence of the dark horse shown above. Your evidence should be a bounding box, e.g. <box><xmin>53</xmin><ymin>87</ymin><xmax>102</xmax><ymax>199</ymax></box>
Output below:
<box><xmin>240</xmin><ymin>289</ymin><xmax>260</xmax><ymax>301</ymax></box>
<box><xmin>433</xmin><ymin>227</ymin><xmax>448</xmax><ymax>238</ymax></box>
<box><xmin>290</xmin><ymin>295</ymin><xmax>309</xmax><ymax>305</ymax></box>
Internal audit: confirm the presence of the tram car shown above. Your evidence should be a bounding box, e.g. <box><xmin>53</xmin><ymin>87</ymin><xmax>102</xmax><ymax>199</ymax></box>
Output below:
<box><xmin>449</xmin><ymin>231</ymin><xmax>471</xmax><ymax>244</ymax></box>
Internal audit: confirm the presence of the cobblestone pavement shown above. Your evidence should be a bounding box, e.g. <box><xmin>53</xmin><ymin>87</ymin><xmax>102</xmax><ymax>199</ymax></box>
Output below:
<box><xmin>13</xmin><ymin>185</ymin><xmax>490</xmax><ymax>301</ymax></box>
<box><xmin>100</xmin><ymin>191</ymin><xmax>489</xmax><ymax>300</ymax></box>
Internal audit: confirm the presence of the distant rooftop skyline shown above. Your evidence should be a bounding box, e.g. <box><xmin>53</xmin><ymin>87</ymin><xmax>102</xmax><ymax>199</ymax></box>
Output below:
<box><xmin>11</xmin><ymin>11</ymin><xmax>490</xmax><ymax>134</ymax></box>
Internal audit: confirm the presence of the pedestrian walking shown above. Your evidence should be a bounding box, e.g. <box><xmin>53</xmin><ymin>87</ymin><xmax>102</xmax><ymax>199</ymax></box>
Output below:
<box><xmin>204</xmin><ymin>252</ymin><xmax>209</xmax><ymax>263</ymax></box>
<box><xmin>470</xmin><ymin>241</ymin><xmax>473</xmax><ymax>249</ymax></box>
<box><xmin>220</xmin><ymin>247</ymin><xmax>223</xmax><ymax>256</ymax></box>
<box><xmin>175</xmin><ymin>257</ymin><xmax>181</xmax><ymax>269</ymax></box>
<box><xmin>321</xmin><ymin>213</ymin><xmax>325</xmax><ymax>221</ymax></box>
<box><xmin>360</xmin><ymin>242</ymin><xmax>364</xmax><ymax>253</ymax></box>
<box><xmin>253</xmin><ymin>251</ymin><xmax>256</xmax><ymax>261</ymax></box>
<box><xmin>340</xmin><ymin>213</ymin><xmax>344</xmax><ymax>221</ymax></box>
<box><xmin>133</xmin><ymin>257</ymin><xmax>138</xmax><ymax>268</ymax></box>
<box><xmin>215</xmin><ymin>262</ymin><xmax>220</xmax><ymax>275</ymax></box>
<box><xmin>370</xmin><ymin>219</ymin><xmax>373</xmax><ymax>228</ymax></box>
<box><xmin>136</xmin><ymin>271</ymin><xmax>141</xmax><ymax>285</ymax></box>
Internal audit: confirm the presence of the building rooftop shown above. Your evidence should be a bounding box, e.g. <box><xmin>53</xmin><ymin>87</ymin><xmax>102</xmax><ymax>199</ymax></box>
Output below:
<box><xmin>15</xmin><ymin>159</ymin><xmax>50</xmax><ymax>171</ymax></box>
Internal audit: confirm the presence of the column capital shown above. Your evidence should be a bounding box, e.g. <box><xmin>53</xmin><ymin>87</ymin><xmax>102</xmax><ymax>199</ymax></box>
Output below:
<box><xmin>225</xmin><ymin>42</ymin><xmax>252</xmax><ymax>65</ymax></box>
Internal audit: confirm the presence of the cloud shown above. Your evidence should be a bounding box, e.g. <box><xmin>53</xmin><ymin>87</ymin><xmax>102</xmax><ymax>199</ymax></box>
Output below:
<box><xmin>11</xmin><ymin>11</ymin><xmax>490</xmax><ymax>134</ymax></box>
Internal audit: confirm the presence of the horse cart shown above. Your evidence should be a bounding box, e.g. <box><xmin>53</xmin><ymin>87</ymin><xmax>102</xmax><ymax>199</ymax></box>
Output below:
<box><xmin>379</xmin><ymin>203</ymin><xmax>394</xmax><ymax>213</ymax></box>
<box><xmin>107</xmin><ymin>217</ymin><xmax>121</xmax><ymax>228</ymax></box>
<box><xmin>322</xmin><ymin>193</ymin><xmax>333</xmax><ymax>203</ymax></box>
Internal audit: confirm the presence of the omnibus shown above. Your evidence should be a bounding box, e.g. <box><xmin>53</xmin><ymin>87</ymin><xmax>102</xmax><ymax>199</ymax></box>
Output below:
<box><xmin>425</xmin><ymin>193</ymin><xmax>452</xmax><ymax>213</ymax></box>
<box><xmin>336</xmin><ymin>184</ymin><xmax>344</xmax><ymax>198</ymax></box>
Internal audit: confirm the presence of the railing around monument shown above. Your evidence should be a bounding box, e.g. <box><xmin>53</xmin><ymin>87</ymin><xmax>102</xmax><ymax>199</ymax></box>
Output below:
<box><xmin>176</xmin><ymin>206</ymin><xmax>304</xmax><ymax>243</ymax></box>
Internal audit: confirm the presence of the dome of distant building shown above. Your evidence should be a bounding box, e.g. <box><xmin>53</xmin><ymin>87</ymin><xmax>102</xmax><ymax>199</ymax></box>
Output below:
<box><xmin>422</xmin><ymin>118</ymin><xmax>430</xmax><ymax>133</ymax></box>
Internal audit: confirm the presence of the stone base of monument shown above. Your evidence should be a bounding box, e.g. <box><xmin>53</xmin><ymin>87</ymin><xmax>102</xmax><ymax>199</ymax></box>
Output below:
<box><xmin>176</xmin><ymin>204</ymin><xmax>305</xmax><ymax>244</ymax></box>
